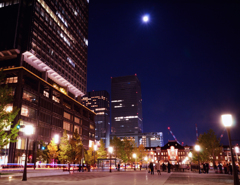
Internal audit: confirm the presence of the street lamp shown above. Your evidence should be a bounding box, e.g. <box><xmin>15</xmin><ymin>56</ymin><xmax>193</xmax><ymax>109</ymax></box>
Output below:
<box><xmin>108</xmin><ymin>146</ymin><xmax>113</xmax><ymax>172</ymax></box>
<box><xmin>54</xmin><ymin>134</ymin><xmax>59</xmax><ymax>144</ymax></box>
<box><xmin>133</xmin><ymin>153</ymin><xmax>136</xmax><ymax>170</ymax></box>
<box><xmin>221</xmin><ymin>114</ymin><xmax>239</xmax><ymax>185</ymax></box>
<box><xmin>22</xmin><ymin>125</ymin><xmax>34</xmax><ymax>181</ymax></box>
<box><xmin>194</xmin><ymin>144</ymin><xmax>200</xmax><ymax>174</ymax></box>
<box><xmin>235</xmin><ymin>146</ymin><xmax>239</xmax><ymax>163</ymax></box>
<box><xmin>94</xmin><ymin>145</ymin><xmax>97</xmax><ymax>168</ymax></box>
<box><xmin>188</xmin><ymin>152</ymin><xmax>192</xmax><ymax>171</ymax></box>
<box><xmin>53</xmin><ymin>134</ymin><xmax>59</xmax><ymax>168</ymax></box>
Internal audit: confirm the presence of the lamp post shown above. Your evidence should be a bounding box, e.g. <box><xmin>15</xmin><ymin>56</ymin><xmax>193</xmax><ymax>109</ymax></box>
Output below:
<box><xmin>53</xmin><ymin>134</ymin><xmax>59</xmax><ymax>168</ymax></box>
<box><xmin>108</xmin><ymin>146</ymin><xmax>113</xmax><ymax>173</ymax></box>
<box><xmin>194</xmin><ymin>144</ymin><xmax>200</xmax><ymax>174</ymax></box>
<box><xmin>94</xmin><ymin>145</ymin><xmax>97</xmax><ymax>168</ymax></box>
<box><xmin>221</xmin><ymin>114</ymin><xmax>239</xmax><ymax>185</ymax></box>
<box><xmin>133</xmin><ymin>153</ymin><xmax>136</xmax><ymax>170</ymax></box>
<box><xmin>235</xmin><ymin>146</ymin><xmax>239</xmax><ymax>163</ymax></box>
<box><xmin>22</xmin><ymin>125</ymin><xmax>34</xmax><ymax>181</ymax></box>
<box><xmin>188</xmin><ymin>152</ymin><xmax>192</xmax><ymax>171</ymax></box>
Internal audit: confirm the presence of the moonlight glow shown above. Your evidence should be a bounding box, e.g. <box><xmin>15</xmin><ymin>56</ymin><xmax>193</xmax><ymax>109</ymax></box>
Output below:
<box><xmin>142</xmin><ymin>15</ymin><xmax>149</xmax><ymax>22</ymax></box>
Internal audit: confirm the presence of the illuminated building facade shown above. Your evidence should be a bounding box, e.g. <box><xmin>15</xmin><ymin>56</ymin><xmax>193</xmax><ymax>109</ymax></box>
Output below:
<box><xmin>82</xmin><ymin>91</ymin><xmax>110</xmax><ymax>147</ymax></box>
<box><xmin>0</xmin><ymin>0</ymin><xmax>94</xmax><ymax>164</ymax></box>
<box><xmin>145</xmin><ymin>141</ymin><xmax>240</xmax><ymax>167</ymax></box>
<box><xmin>145</xmin><ymin>141</ymin><xmax>192</xmax><ymax>165</ymax></box>
<box><xmin>111</xmin><ymin>75</ymin><xmax>143</xmax><ymax>135</ymax></box>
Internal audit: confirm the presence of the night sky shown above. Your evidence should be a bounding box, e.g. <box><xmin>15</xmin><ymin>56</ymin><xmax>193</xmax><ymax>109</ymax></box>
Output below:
<box><xmin>87</xmin><ymin>0</ymin><xmax>240</xmax><ymax>146</ymax></box>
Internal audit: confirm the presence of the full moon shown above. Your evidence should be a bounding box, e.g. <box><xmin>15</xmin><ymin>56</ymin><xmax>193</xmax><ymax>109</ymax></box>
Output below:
<box><xmin>142</xmin><ymin>15</ymin><xmax>149</xmax><ymax>22</ymax></box>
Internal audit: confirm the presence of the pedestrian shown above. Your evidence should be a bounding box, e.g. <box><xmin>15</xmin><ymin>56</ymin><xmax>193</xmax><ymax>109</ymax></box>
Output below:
<box><xmin>168</xmin><ymin>162</ymin><xmax>171</xmax><ymax>173</ymax></box>
<box><xmin>203</xmin><ymin>163</ymin><xmax>206</xmax><ymax>173</ymax></box>
<box><xmin>229</xmin><ymin>163</ymin><xmax>232</xmax><ymax>175</ymax></box>
<box><xmin>155</xmin><ymin>161</ymin><xmax>161</xmax><ymax>175</ymax></box>
<box><xmin>223</xmin><ymin>163</ymin><xmax>227</xmax><ymax>174</ymax></box>
<box><xmin>206</xmin><ymin>163</ymin><xmax>209</xmax><ymax>174</ymax></box>
<box><xmin>162</xmin><ymin>163</ymin><xmax>166</xmax><ymax>172</ymax></box>
<box><xmin>149</xmin><ymin>162</ymin><xmax>154</xmax><ymax>175</ymax></box>
<box><xmin>218</xmin><ymin>163</ymin><xmax>222</xmax><ymax>173</ymax></box>
<box><xmin>140</xmin><ymin>164</ymin><xmax>142</xmax><ymax>171</ymax></box>
<box><xmin>78</xmin><ymin>163</ymin><xmax>81</xmax><ymax>172</ymax></box>
<box><xmin>118</xmin><ymin>163</ymin><xmax>120</xmax><ymax>171</ymax></box>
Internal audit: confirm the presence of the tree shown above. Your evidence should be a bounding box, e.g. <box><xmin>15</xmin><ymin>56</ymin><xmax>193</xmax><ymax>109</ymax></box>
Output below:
<box><xmin>68</xmin><ymin>129</ymin><xmax>83</xmax><ymax>164</ymax></box>
<box><xmin>47</xmin><ymin>138</ymin><xmax>59</xmax><ymax>163</ymax></box>
<box><xmin>110</xmin><ymin>136</ymin><xmax>122</xmax><ymax>158</ymax></box>
<box><xmin>137</xmin><ymin>144</ymin><xmax>146</xmax><ymax>165</ymax></box>
<box><xmin>193</xmin><ymin>129</ymin><xmax>221</xmax><ymax>165</ymax></box>
<box><xmin>0</xmin><ymin>70</ymin><xmax>20</xmax><ymax>150</ymax></box>
<box><xmin>58</xmin><ymin>130</ymin><xmax>70</xmax><ymax>163</ymax></box>
<box><xmin>97</xmin><ymin>139</ymin><xmax>107</xmax><ymax>159</ymax></box>
<box><xmin>85</xmin><ymin>145</ymin><xmax>97</xmax><ymax>165</ymax></box>
<box><xmin>36</xmin><ymin>140</ymin><xmax>48</xmax><ymax>163</ymax></box>
<box><xmin>122</xmin><ymin>138</ymin><xmax>134</xmax><ymax>168</ymax></box>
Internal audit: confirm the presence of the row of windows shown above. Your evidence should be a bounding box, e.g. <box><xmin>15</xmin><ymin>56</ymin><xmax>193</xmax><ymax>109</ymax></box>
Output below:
<box><xmin>35</xmin><ymin>1</ymin><xmax>88</xmax><ymax>69</ymax></box>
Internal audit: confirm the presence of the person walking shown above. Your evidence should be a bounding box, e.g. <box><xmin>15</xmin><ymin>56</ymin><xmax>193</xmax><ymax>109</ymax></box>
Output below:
<box><xmin>206</xmin><ymin>163</ymin><xmax>209</xmax><ymax>174</ymax></box>
<box><xmin>223</xmin><ymin>163</ymin><xmax>227</xmax><ymax>174</ymax></box>
<box><xmin>149</xmin><ymin>162</ymin><xmax>154</xmax><ymax>175</ymax></box>
<box><xmin>203</xmin><ymin>163</ymin><xmax>206</xmax><ymax>173</ymax></box>
<box><xmin>155</xmin><ymin>161</ymin><xmax>161</xmax><ymax>175</ymax></box>
<box><xmin>118</xmin><ymin>163</ymin><xmax>120</xmax><ymax>171</ymax></box>
<box><xmin>162</xmin><ymin>163</ymin><xmax>166</xmax><ymax>172</ymax></box>
<box><xmin>218</xmin><ymin>163</ymin><xmax>222</xmax><ymax>173</ymax></box>
<box><xmin>168</xmin><ymin>162</ymin><xmax>171</xmax><ymax>173</ymax></box>
<box><xmin>229</xmin><ymin>163</ymin><xmax>232</xmax><ymax>175</ymax></box>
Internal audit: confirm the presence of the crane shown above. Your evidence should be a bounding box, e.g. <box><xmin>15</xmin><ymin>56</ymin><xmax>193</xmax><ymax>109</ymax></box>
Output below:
<box><xmin>168</xmin><ymin>127</ymin><xmax>181</xmax><ymax>145</ymax></box>
<box><xmin>195</xmin><ymin>124</ymin><xmax>199</xmax><ymax>141</ymax></box>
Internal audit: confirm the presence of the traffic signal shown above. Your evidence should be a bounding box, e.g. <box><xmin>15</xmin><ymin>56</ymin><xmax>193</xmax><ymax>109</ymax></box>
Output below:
<box><xmin>17</xmin><ymin>125</ymin><xmax>20</xmax><ymax>129</ymax></box>
<box><xmin>41</xmin><ymin>146</ymin><xmax>45</xmax><ymax>150</ymax></box>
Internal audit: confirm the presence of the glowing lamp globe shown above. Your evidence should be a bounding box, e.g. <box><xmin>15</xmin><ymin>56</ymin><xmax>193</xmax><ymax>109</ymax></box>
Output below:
<box><xmin>221</xmin><ymin>114</ymin><xmax>233</xmax><ymax>127</ymax></box>
<box><xmin>133</xmin><ymin>153</ymin><xmax>136</xmax><ymax>158</ymax></box>
<box><xmin>24</xmin><ymin>125</ymin><xmax>34</xmax><ymax>135</ymax></box>
<box><xmin>142</xmin><ymin>15</ymin><xmax>149</xmax><ymax>22</ymax></box>
<box><xmin>195</xmin><ymin>145</ymin><xmax>200</xmax><ymax>152</ymax></box>
<box><xmin>108</xmin><ymin>146</ymin><xmax>113</xmax><ymax>154</ymax></box>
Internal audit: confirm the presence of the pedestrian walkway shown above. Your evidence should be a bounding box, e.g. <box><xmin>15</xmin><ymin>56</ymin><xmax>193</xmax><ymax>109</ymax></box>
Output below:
<box><xmin>0</xmin><ymin>170</ymin><xmax>238</xmax><ymax>185</ymax></box>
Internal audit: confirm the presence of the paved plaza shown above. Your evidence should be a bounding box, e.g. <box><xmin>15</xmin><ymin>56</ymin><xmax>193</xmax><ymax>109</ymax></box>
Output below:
<box><xmin>0</xmin><ymin>169</ymin><xmax>239</xmax><ymax>185</ymax></box>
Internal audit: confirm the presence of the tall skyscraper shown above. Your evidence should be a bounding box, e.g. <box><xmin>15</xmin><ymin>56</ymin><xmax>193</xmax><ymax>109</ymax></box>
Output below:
<box><xmin>0</xmin><ymin>0</ymin><xmax>95</xmax><ymax>164</ymax></box>
<box><xmin>111</xmin><ymin>75</ymin><xmax>143</xmax><ymax>135</ymax></box>
<box><xmin>82</xmin><ymin>91</ymin><xmax>110</xmax><ymax>147</ymax></box>
<box><xmin>0</xmin><ymin>0</ymin><xmax>88</xmax><ymax>97</ymax></box>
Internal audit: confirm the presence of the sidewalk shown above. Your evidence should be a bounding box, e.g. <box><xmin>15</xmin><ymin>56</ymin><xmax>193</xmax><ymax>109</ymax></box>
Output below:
<box><xmin>0</xmin><ymin>169</ymin><xmax>69</xmax><ymax>178</ymax></box>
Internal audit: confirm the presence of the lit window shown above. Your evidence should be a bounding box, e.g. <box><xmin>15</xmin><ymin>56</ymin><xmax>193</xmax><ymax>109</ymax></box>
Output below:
<box><xmin>23</xmin><ymin>90</ymin><xmax>38</xmax><ymax>104</ymax></box>
<box><xmin>63</xmin><ymin>121</ymin><xmax>71</xmax><ymax>131</ymax></box>
<box><xmin>90</xmin><ymin>124</ymin><xmax>94</xmax><ymax>129</ymax></box>
<box><xmin>56</xmin><ymin>11</ymin><xmax>68</xmax><ymax>27</ymax></box>
<box><xmin>63</xmin><ymin>112</ymin><xmax>71</xmax><ymax>119</ymax></box>
<box><xmin>6</xmin><ymin>77</ymin><xmax>18</xmax><ymax>84</ymax></box>
<box><xmin>95</xmin><ymin>108</ymin><xmax>106</xmax><ymax>111</ymax></box>
<box><xmin>74</xmin><ymin>117</ymin><xmax>80</xmax><ymax>124</ymax></box>
<box><xmin>96</xmin><ymin>112</ymin><xmax>104</xmax><ymax>115</ymax></box>
<box><xmin>67</xmin><ymin>57</ymin><xmax>75</xmax><ymax>68</ymax></box>
<box><xmin>52</xmin><ymin>95</ymin><xmax>60</xmax><ymax>103</ymax></box>
<box><xmin>111</xmin><ymin>100</ymin><xmax>123</xmax><ymax>103</ymax></box>
<box><xmin>21</xmin><ymin>105</ymin><xmax>36</xmax><ymax>119</ymax></box>
<box><xmin>4</xmin><ymin>104</ymin><xmax>13</xmax><ymax>112</ymax></box>
<box><xmin>43</xmin><ymin>90</ymin><xmax>49</xmax><ymax>98</ymax></box>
